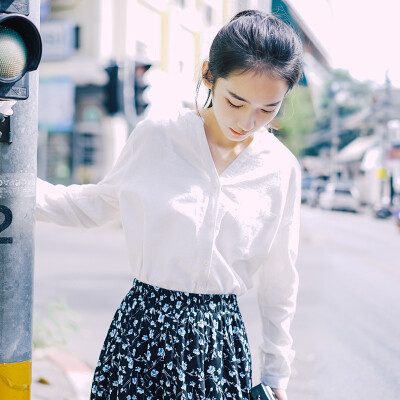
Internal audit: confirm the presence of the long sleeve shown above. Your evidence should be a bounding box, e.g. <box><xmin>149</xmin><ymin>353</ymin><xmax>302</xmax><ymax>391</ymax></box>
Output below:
<box><xmin>36</xmin><ymin>125</ymin><xmax>138</xmax><ymax>227</ymax></box>
<box><xmin>257</xmin><ymin>160</ymin><xmax>301</xmax><ymax>389</ymax></box>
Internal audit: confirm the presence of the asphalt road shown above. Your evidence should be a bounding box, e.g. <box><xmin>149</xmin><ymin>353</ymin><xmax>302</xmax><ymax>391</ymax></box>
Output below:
<box><xmin>290</xmin><ymin>206</ymin><xmax>400</xmax><ymax>399</ymax></box>
<box><xmin>34</xmin><ymin>206</ymin><xmax>400</xmax><ymax>399</ymax></box>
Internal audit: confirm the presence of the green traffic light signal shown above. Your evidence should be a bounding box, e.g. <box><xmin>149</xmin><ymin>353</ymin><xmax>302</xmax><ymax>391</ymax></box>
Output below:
<box><xmin>0</xmin><ymin>7</ymin><xmax>42</xmax><ymax>100</ymax></box>
<box><xmin>0</xmin><ymin>26</ymin><xmax>27</xmax><ymax>81</ymax></box>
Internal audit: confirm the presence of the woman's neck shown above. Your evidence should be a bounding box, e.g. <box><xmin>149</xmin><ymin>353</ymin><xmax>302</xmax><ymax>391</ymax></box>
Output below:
<box><xmin>200</xmin><ymin>108</ymin><xmax>253</xmax><ymax>152</ymax></box>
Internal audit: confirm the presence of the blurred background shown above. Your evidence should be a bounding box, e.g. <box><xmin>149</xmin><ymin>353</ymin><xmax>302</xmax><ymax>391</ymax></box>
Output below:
<box><xmin>33</xmin><ymin>0</ymin><xmax>400</xmax><ymax>399</ymax></box>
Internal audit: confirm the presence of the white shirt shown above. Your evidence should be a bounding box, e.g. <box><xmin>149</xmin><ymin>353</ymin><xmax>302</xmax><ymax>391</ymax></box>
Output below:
<box><xmin>36</xmin><ymin>108</ymin><xmax>301</xmax><ymax>390</ymax></box>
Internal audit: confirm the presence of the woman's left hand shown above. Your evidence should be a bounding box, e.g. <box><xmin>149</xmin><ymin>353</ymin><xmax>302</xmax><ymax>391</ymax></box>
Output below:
<box><xmin>272</xmin><ymin>388</ymin><xmax>288</xmax><ymax>400</ymax></box>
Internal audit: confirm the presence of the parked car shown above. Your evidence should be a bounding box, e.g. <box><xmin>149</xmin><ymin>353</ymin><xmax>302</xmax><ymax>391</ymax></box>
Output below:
<box><xmin>394</xmin><ymin>208</ymin><xmax>400</xmax><ymax>232</ymax></box>
<box><xmin>306</xmin><ymin>179</ymin><xmax>328</xmax><ymax>207</ymax></box>
<box><xmin>319</xmin><ymin>182</ymin><xmax>360</xmax><ymax>212</ymax></box>
<box><xmin>301</xmin><ymin>176</ymin><xmax>313</xmax><ymax>204</ymax></box>
<box><xmin>372</xmin><ymin>203</ymin><xmax>393</xmax><ymax>219</ymax></box>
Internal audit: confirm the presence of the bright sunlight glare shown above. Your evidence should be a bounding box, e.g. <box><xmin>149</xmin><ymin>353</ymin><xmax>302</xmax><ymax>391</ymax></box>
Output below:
<box><xmin>290</xmin><ymin>0</ymin><xmax>400</xmax><ymax>86</ymax></box>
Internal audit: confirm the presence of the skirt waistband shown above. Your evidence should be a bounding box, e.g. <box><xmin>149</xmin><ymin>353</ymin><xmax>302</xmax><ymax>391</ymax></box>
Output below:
<box><xmin>131</xmin><ymin>278</ymin><xmax>239</xmax><ymax>313</ymax></box>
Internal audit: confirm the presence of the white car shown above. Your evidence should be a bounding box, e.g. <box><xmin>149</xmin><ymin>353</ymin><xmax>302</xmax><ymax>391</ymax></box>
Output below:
<box><xmin>319</xmin><ymin>182</ymin><xmax>360</xmax><ymax>212</ymax></box>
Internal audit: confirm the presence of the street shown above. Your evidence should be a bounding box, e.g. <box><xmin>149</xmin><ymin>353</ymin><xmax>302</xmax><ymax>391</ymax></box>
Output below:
<box><xmin>289</xmin><ymin>206</ymin><xmax>400</xmax><ymax>399</ymax></box>
<box><xmin>33</xmin><ymin>206</ymin><xmax>400</xmax><ymax>399</ymax></box>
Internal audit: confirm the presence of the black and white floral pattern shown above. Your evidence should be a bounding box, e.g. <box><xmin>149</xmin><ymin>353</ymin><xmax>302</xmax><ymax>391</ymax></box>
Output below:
<box><xmin>91</xmin><ymin>279</ymin><xmax>252</xmax><ymax>399</ymax></box>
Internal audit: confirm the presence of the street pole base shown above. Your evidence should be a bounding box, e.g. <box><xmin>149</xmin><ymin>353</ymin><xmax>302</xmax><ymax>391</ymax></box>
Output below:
<box><xmin>0</xmin><ymin>360</ymin><xmax>31</xmax><ymax>399</ymax></box>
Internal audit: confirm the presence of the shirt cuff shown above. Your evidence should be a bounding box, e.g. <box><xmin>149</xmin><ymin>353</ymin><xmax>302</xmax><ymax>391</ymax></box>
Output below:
<box><xmin>260</xmin><ymin>373</ymin><xmax>290</xmax><ymax>391</ymax></box>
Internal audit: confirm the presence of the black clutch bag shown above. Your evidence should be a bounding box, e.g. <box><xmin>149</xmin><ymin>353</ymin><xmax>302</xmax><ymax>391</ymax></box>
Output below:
<box><xmin>250</xmin><ymin>384</ymin><xmax>278</xmax><ymax>400</ymax></box>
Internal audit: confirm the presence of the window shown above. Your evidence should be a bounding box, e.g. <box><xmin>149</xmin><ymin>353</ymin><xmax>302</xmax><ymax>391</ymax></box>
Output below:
<box><xmin>334</xmin><ymin>189</ymin><xmax>352</xmax><ymax>196</ymax></box>
<box><xmin>174</xmin><ymin>0</ymin><xmax>186</xmax><ymax>8</ymax></box>
<box><xmin>204</xmin><ymin>5</ymin><xmax>213</xmax><ymax>25</ymax></box>
<box><xmin>237</xmin><ymin>0</ymin><xmax>249</xmax><ymax>12</ymax></box>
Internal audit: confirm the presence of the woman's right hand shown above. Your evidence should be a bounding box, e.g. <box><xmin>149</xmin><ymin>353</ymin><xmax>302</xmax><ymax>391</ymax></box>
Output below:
<box><xmin>272</xmin><ymin>388</ymin><xmax>288</xmax><ymax>400</ymax></box>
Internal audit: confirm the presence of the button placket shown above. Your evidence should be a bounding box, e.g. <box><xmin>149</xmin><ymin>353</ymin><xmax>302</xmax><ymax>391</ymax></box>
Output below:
<box><xmin>197</xmin><ymin>174</ymin><xmax>221</xmax><ymax>293</ymax></box>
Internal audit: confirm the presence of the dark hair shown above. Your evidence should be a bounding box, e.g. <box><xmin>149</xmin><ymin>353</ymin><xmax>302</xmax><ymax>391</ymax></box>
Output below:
<box><xmin>195</xmin><ymin>10</ymin><xmax>303</xmax><ymax>111</ymax></box>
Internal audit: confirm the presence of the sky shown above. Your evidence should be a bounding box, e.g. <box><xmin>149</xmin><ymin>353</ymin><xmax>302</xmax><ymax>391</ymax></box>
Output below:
<box><xmin>290</xmin><ymin>0</ymin><xmax>400</xmax><ymax>87</ymax></box>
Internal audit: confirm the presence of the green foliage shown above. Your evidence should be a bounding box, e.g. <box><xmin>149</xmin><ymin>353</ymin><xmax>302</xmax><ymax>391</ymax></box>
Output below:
<box><xmin>266</xmin><ymin>69</ymin><xmax>372</xmax><ymax>157</ymax></box>
<box><xmin>316</xmin><ymin>69</ymin><xmax>372</xmax><ymax>130</ymax></box>
<box><xmin>33</xmin><ymin>298</ymin><xmax>80</xmax><ymax>349</ymax></box>
<box><xmin>276</xmin><ymin>86</ymin><xmax>316</xmax><ymax>156</ymax></box>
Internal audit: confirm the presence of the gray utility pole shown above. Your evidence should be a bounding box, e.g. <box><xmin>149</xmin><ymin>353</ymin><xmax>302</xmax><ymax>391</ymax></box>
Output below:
<box><xmin>329</xmin><ymin>83</ymin><xmax>340</xmax><ymax>182</ymax></box>
<box><xmin>379</xmin><ymin>72</ymin><xmax>391</xmax><ymax>204</ymax></box>
<box><xmin>0</xmin><ymin>1</ymin><xmax>41</xmax><ymax>398</ymax></box>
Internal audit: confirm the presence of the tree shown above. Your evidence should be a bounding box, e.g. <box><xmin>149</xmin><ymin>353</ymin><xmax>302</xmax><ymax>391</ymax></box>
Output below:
<box><xmin>275</xmin><ymin>85</ymin><xmax>316</xmax><ymax>157</ymax></box>
<box><xmin>316</xmin><ymin>69</ymin><xmax>372</xmax><ymax>131</ymax></box>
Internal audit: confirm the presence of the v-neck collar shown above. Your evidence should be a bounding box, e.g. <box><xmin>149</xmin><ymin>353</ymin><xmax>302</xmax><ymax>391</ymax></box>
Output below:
<box><xmin>186</xmin><ymin>110</ymin><xmax>259</xmax><ymax>180</ymax></box>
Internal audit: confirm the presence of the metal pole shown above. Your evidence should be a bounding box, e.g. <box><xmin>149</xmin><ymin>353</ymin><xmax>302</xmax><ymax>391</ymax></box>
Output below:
<box><xmin>0</xmin><ymin>1</ymin><xmax>40</xmax><ymax>398</ymax></box>
<box><xmin>379</xmin><ymin>72</ymin><xmax>391</xmax><ymax>204</ymax></box>
<box><xmin>330</xmin><ymin>85</ymin><xmax>339</xmax><ymax>183</ymax></box>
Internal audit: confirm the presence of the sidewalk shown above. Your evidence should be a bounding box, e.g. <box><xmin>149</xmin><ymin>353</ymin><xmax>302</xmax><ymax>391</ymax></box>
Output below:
<box><xmin>32</xmin><ymin>348</ymin><xmax>94</xmax><ymax>400</ymax></box>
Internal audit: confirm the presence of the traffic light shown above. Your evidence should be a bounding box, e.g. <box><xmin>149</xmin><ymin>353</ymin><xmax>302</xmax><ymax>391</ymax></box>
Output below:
<box><xmin>0</xmin><ymin>0</ymin><xmax>42</xmax><ymax>100</ymax></box>
<box><xmin>134</xmin><ymin>62</ymin><xmax>151</xmax><ymax>116</ymax></box>
<box><xmin>104</xmin><ymin>63</ymin><xmax>123</xmax><ymax>115</ymax></box>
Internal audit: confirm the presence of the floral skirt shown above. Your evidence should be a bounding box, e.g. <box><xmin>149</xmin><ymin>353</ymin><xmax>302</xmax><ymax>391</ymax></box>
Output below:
<box><xmin>90</xmin><ymin>279</ymin><xmax>252</xmax><ymax>399</ymax></box>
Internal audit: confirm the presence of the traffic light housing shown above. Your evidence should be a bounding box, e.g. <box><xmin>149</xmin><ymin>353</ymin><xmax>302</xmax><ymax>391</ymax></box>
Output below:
<box><xmin>134</xmin><ymin>62</ymin><xmax>151</xmax><ymax>116</ymax></box>
<box><xmin>104</xmin><ymin>63</ymin><xmax>122</xmax><ymax>115</ymax></box>
<box><xmin>0</xmin><ymin>0</ymin><xmax>42</xmax><ymax>100</ymax></box>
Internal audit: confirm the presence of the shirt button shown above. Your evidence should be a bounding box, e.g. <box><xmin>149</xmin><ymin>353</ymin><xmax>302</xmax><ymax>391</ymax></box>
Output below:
<box><xmin>203</xmin><ymin>259</ymin><xmax>209</xmax><ymax>266</ymax></box>
<box><xmin>207</xmin><ymin>220</ymin><xmax>213</xmax><ymax>227</ymax></box>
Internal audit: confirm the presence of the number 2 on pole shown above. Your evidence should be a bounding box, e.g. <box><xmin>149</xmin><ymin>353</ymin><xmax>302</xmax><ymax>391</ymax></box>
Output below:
<box><xmin>0</xmin><ymin>205</ymin><xmax>13</xmax><ymax>244</ymax></box>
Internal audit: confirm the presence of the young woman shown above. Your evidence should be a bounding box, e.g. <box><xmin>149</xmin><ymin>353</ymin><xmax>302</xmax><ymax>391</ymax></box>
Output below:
<box><xmin>36</xmin><ymin>10</ymin><xmax>303</xmax><ymax>400</ymax></box>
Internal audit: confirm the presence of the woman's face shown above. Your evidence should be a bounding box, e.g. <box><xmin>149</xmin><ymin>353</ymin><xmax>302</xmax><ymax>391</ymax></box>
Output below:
<box><xmin>203</xmin><ymin>67</ymin><xmax>289</xmax><ymax>144</ymax></box>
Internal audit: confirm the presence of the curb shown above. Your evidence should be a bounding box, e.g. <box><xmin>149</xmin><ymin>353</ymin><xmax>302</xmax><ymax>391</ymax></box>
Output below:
<box><xmin>34</xmin><ymin>348</ymin><xmax>94</xmax><ymax>400</ymax></box>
